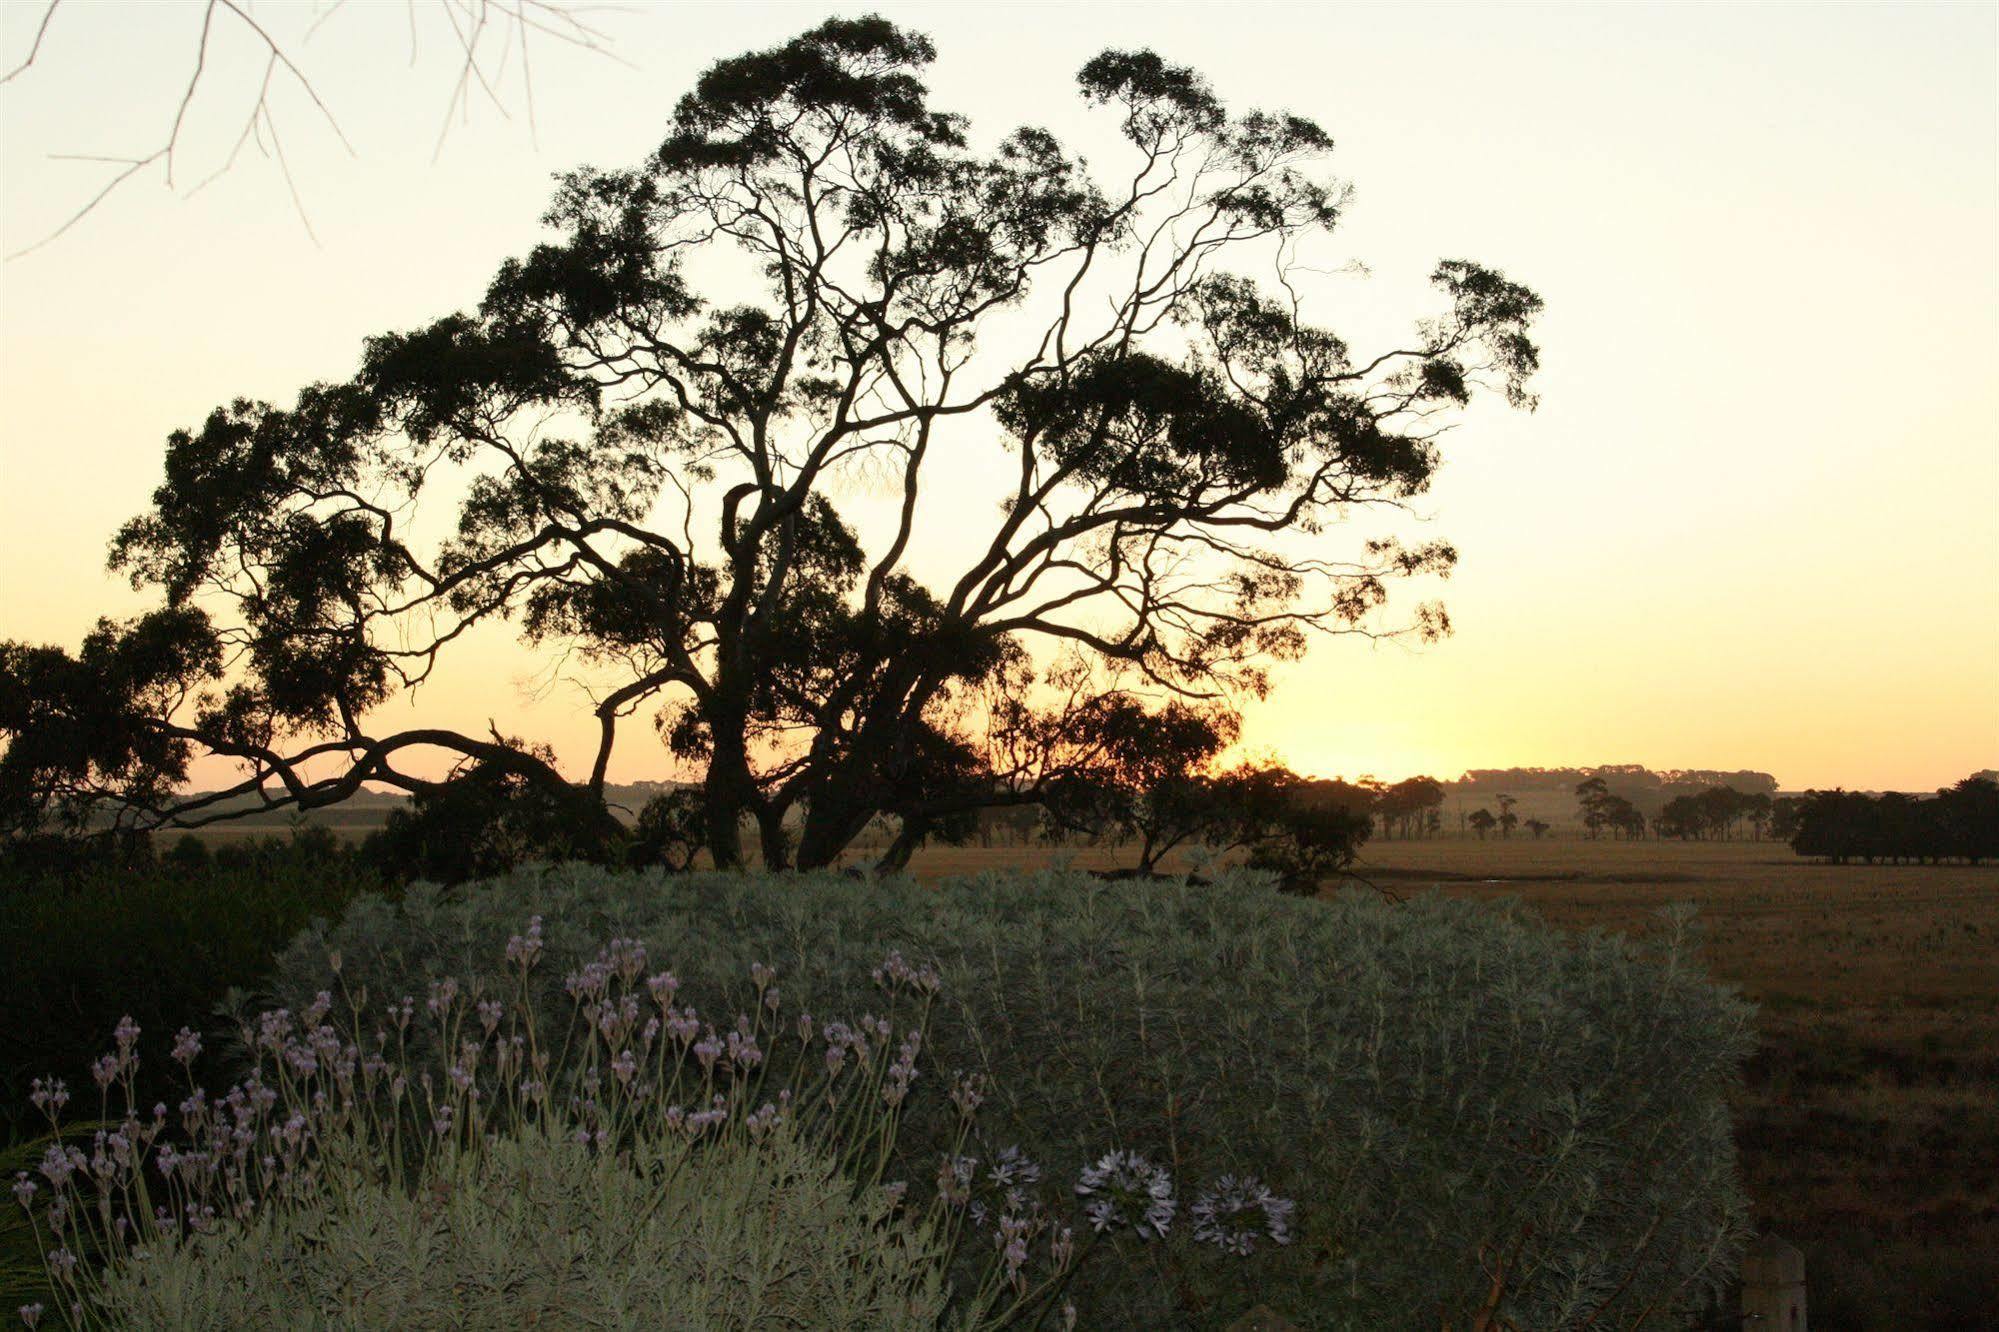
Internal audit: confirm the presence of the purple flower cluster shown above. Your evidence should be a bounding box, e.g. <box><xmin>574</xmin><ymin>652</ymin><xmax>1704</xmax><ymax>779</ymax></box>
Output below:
<box><xmin>1075</xmin><ymin>1149</ymin><xmax>1176</xmax><ymax>1239</ymax></box>
<box><xmin>1190</xmin><ymin>1175</ymin><xmax>1296</xmax><ymax>1255</ymax></box>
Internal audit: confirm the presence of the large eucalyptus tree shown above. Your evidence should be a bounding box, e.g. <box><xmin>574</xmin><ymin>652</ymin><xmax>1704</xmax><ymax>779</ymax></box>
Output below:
<box><xmin>0</xmin><ymin>16</ymin><xmax>1541</xmax><ymax>868</ymax></box>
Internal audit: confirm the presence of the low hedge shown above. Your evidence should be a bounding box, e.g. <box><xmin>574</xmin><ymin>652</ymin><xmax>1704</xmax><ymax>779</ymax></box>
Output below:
<box><xmin>263</xmin><ymin>866</ymin><xmax>1755</xmax><ymax>1329</ymax></box>
<box><xmin>0</xmin><ymin>838</ymin><xmax>386</xmax><ymax>1142</ymax></box>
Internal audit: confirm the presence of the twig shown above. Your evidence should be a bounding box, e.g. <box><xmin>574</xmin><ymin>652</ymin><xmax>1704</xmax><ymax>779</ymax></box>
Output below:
<box><xmin>1</xmin><ymin>0</ymin><xmax>62</xmax><ymax>84</ymax></box>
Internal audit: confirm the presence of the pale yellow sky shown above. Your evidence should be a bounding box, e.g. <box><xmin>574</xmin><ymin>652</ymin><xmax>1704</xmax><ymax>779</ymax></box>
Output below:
<box><xmin>2</xmin><ymin>1</ymin><xmax>1995</xmax><ymax>792</ymax></box>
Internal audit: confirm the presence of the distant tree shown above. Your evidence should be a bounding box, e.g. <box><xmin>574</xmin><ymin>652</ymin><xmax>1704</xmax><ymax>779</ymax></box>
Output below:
<box><xmin>1744</xmin><ymin>791</ymin><xmax>1774</xmax><ymax>840</ymax></box>
<box><xmin>1937</xmin><ymin>776</ymin><xmax>1999</xmax><ymax>864</ymax></box>
<box><xmin>1468</xmin><ymin>807</ymin><xmax>1497</xmax><ymax>840</ymax></box>
<box><xmin>1523</xmin><ymin>817</ymin><xmax>1550</xmax><ymax>839</ymax></box>
<box><xmin>1606</xmin><ymin>796</ymin><xmax>1647</xmax><ymax>840</ymax></box>
<box><xmin>1694</xmin><ymin>786</ymin><xmax>1748</xmax><ymax>840</ymax></box>
<box><xmin>1375</xmin><ymin>775</ymin><xmax>1445</xmax><ymax>839</ymax></box>
<box><xmin>1575</xmin><ymin>777</ymin><xmax>1611</xmax><ymax>839</ymax></box>
<box><xmin>1040</xmin><ymin>700</ymin><xmax>1239</xmax><ymax>875</ymax></box>
<box><xmin>626</xmin><ymin>788</ymin><xmax>706</xmax><ymax>871</ymax></box>
<box><xmin>362</xmin><ymin>742</ymin><xmax>625</xmax><ymax>883</ymax></box>
<box><xmin>1232</xmin><ymin>772</ymin><xmax>1373</xmax><ymax>892</ymax></box>
<box><xmin>1768</xmin><ymin>795</ymin><xmax>1806</xmax><ymax>843</ymax></box>
<box><xmin>0</xmin><ymin>18</ymin><xmax>1542</xmax><ymax>874</ymax></box>
<box><xmin>1496</xmin><ymin>793</ymin><xmax>1518</xmax><ymax>839</ymax></box>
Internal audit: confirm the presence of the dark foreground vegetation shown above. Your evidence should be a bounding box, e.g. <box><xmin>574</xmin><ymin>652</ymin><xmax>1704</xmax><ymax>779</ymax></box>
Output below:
<box><xmin>0</xmin><ymin>832</ymin><xmax>386</xmax><ymax>1144</ymax></box>
<box><xmin>6</xmin><ymin>860</ymin><xmax>1751</xmax><ymax>1328</ymax></box>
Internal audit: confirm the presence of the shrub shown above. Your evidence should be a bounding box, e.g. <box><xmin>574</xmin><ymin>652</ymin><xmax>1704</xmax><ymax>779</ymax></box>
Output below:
<box><xmin>14</xmin><ymin>930</ymin><xmax>1301</xmax><ymax>1328</ymax></box>
<box><xmin>0</xmin><ymin>836</ymin><xmax>385</xmax><ymax>1143</ymax></box>
<box><xmin>261</xmin><ymin>867</ymin><xmax>1756</xmax><ymax>1328</ymax></box>
<box><xmin>92</xmin><ymin>1124</ymin><xmax>947</xmax><ymax>1330</ymax></box>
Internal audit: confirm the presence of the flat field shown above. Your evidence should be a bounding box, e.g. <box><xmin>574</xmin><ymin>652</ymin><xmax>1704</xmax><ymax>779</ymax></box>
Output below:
<box><xmin>896</xmin><ymin>836</ymin><xmax>1999</xmax><ymax>1329</ymax></box>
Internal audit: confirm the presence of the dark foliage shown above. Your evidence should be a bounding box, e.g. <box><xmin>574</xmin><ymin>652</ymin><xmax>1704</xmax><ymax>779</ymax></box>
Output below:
<box><xmin>1788</xmin><ymin>777</ymin><xmax>1999</xmax><ymax>864</ymax></box>
<box><xmin>0</xmin><ymin>833</ymin><xmax>386</xmax><ymax>1142</ymax></box>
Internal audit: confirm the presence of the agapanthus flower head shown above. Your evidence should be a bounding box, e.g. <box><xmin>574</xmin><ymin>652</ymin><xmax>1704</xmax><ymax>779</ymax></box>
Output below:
<box><xmin>1190</xmin><ymin>1175</ymin><xmax>1295</xmax><ymax>1255</ymax></box>
<box><xmin>1074</xmin><ymin>1149</ymin><xmax>1175</xmax><ymax>1239</ymax></box>
<box><xmin>966</xmin><ymin>1145</ymin><xmax>1044</xmax><ymax>1226</ymax></box>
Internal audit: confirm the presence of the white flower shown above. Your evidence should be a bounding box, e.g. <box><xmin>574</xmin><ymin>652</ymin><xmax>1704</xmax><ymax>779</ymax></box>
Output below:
<box><xmin>1190</xmin><ymin>1174</ymin><xmax>1294</xmax><ymax>1255</ymax></box>
<box><xmin>1074</xmin><ymin>1149</ymin><xmax>1174</xmax><ymax>1238</ymax></box>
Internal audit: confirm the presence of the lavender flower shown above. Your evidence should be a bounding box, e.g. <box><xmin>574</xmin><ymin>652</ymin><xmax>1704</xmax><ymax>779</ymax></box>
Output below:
<box><xmin>604</xmin><ymin>937</ymin><xmax>649</xmax><ymax>983</ymax></box>
<box><xmin>504</xmin><ymin>916</ymin><xmax>545</xmax><ymax>970</ymax></box>
<box><xmin>692</xmin><ymin>1032</ymin><xmax>723</xmax><ymax>1073</ymax></box>
<box><xmin>28</xmin><ymin>1079</ymin><xmax>68</xmax><ymax>1115</ymax></box>
<box><xmin>726</xmin><ymin>1029</ymin><xmax>763</xmax><ymax>1072</ymax></box>
<box><xmin>426</xmin><ymin>977</ymin><xmax>460</xmax><ymax>1018</ymax></box>
<box><xmin>19</xmin><ymin>1303</ymin><xmax>43</xmax><ymax>1329</ymax></box>
<box><xmin>1190</xmin><ymin>1175</ymin><xmax>1295</xmax><ymax>1255</ymax></box>
<box><xmin>996</xmin><ymin>1212</ymin><xmax>1033</xmax><ymax>1290</ymax></box>
<box><xmin>1074</xmin><ymin>1149</ymin><xmax>1175</xmax><ymax>1239</ymax></box>
<box><xmin>171</xmin><ymin>1027</ymin><xmax>202</xmax><ymax>1064</ymax></box>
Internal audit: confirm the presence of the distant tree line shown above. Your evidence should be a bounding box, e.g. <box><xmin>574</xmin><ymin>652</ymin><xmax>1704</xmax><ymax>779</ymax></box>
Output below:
<box><xmin>1458</xmin><ymin>766</ymin><xmax>1779</xmax><ymax>797</ymax></box>
<box><xmin>1786</xmin><ymin>778</ymin><xmax>1999</xmax><ymax>865</ymax></box>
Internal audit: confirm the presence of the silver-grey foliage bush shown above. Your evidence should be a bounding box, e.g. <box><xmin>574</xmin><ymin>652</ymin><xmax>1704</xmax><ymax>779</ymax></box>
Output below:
<box><xmin>94</xmin><ymin>1124</ymin><xmax>948</xmax><ymax>1330</ymax></box>
<box><xmin>265</xmin><ymin>867</ymin><xmax>1756</xmax><ymax>1329</ymax></box>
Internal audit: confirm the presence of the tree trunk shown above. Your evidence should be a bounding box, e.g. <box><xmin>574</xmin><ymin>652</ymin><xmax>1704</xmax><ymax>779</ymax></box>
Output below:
<box><xmin>756</xmin><ymin>805</ymin><xmax>793</xmax><ymax>871</ymax></box>
<box><xmin>875</xmin><ymin>819</ymin><xmax>926</xmax><ymax>873</ymax></box>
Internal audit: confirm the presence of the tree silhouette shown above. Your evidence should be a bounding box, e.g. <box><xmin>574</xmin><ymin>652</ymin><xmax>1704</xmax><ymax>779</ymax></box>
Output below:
<box><xmin>1468</xmin><ymin>807</ymin><xmax>1496</xmax><ymax>840</ymax></box>
<box><xmin>0</xmin><ymin>18</ymin><xmax>1540</xmax><ymax>871</ymax></box>
<box><xmin>1575</xmin><ymin>777</ymin><xmax>1611</xmax><ymax>839</ymax></box>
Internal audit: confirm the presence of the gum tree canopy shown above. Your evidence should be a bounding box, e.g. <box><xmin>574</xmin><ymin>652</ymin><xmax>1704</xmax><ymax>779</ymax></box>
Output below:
<box><xmin>0</xmin><ymin>17</ymin><xmax>1541</xmax><ymax>869</ymax></box>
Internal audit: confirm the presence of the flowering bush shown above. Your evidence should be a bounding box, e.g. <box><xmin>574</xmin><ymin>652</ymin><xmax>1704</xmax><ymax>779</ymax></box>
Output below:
<box><xmin>248</xmin><ymin>866</ymin><xmax>1754</xmax><ymax>1327</ymax></box>
<box><xmin>11</xmin><ymin>928</ymin><xmax>1300</xmax><ymax>1329</ymax></box>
